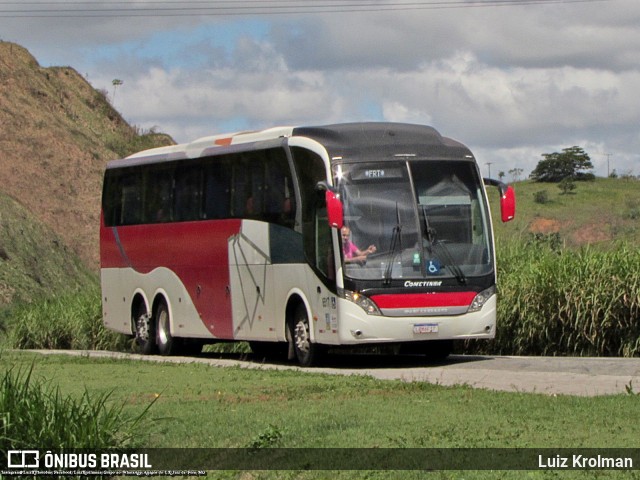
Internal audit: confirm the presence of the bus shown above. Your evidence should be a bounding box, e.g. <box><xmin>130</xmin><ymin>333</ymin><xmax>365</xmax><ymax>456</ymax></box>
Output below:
<box><xmin>100</xmin><ymin>122</ymin><xmax>515</xmax><ymax>366</ymax></box>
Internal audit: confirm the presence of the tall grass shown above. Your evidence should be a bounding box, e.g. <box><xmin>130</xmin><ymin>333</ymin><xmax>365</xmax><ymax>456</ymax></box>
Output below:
<box><xmin>6</xmin><ymin>287</ymin><xmax>129</xmax><ymax>351</ymax></box>
<box><xmin>489</xmin><ymin>239</ymin><xmax>640</xmax><ymax>356</ymax></box>
<box><xmin>1</xmin><ymin>362</ymin><xmax>154</xmax><ymax>450</ymax></box>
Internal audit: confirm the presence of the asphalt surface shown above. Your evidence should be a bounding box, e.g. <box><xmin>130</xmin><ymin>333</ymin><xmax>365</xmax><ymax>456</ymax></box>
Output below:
<box><xmin>27</xmin><ymin>349</ymin><xmax>640</xmax><ymax>397</ymax></box>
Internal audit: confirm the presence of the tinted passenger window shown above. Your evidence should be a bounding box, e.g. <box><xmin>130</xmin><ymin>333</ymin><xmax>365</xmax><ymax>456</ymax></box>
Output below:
<box><xmin>203</xmin><ymin>160</ymin><xmax>232</xmax><ymax>219</ymax></box>
<box><xmin>103</xmin><ymin>147</ymin><xmax>296</xmax><ymax>228</ymax></box>
<box><xmin>144</xmin><ymin>166</ymin><xmax>173</xmax><ymax>223</ymax></box>
<box><xmin>174</xmin><ymin>165</ymin><xmax>203</xmax><ymax>221</ymax></box>
<box><xmin>109</xmin><ymin>168</ymin><xmax>143</xmax><ymax>226</ymax></box>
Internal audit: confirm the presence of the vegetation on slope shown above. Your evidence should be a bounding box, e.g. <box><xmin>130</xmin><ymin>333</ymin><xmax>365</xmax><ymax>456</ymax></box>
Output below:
<box><xmin>0</xmin><ymin>41</ymin><xmax>173</xmax><ymax>269</ymax></box>
<box><xmin>0</xmin><ymin>190</ymin><xmax>94</xmax><ymax>306</ymax></box>
<box><xmin>491</xmin><ymin>177</ymin><xmax>640</xmax><ymax>247</ymax></box>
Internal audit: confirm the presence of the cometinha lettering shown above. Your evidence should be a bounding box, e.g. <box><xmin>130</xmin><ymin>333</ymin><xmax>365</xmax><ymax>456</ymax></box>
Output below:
<box><xmin>404</xmin><ymin>280</ymin><xmax>442</xmax><ymax>288</ymax></box>
<box><xmin>538</xmin><ymin>454</ymin><xmax>633</xmax><ymax>469</ymax></box>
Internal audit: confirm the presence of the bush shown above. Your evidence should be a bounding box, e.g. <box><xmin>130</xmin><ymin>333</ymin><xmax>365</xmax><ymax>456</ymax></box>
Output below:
<box><xmin>6</xmin><ymin>287</ymin><xmax>129</xmax><ymax>351</ymax></box>
<box><xmin>558</xmin><ymin>176</ymin><xmax>576</xmax><ymax>195</ymax></box>
<box><xmin>483</xmin><ymin>241</ymin><xmax>640</xmax><ymax>356</ymax></box>
<box><xmin>533</xmin><ymin>190</ymin><xmax>549</xmax><ymax>204</ymax></box>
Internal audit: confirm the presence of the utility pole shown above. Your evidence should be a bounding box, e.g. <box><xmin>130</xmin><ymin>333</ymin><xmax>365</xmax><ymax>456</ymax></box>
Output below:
<box><xmin>604</xmin><ymin>153</ymin><xmax>612</xmax><ymax>177</ymax></box>
<box><xmin>485</xmin><ymin>162</ymin><xmax>493</xmax><ymax>179</ymax></box>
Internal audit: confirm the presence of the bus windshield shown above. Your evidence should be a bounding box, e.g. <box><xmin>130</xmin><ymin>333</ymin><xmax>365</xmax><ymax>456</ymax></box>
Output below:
<box><xmin>336</xmin><ymin>160</ymin><xmax>492</xmax><ymax>282</ymax></box>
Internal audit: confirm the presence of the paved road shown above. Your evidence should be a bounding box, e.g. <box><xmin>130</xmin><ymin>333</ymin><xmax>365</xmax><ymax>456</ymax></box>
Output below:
<box><xmin>28</xmin><ymin>349</ymin><xmax>640</xmax><ymax>397</ymax></box>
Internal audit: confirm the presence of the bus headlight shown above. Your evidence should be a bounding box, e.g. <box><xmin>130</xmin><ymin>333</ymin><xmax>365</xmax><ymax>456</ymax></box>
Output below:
<box><xmin>468</xmin><ymin>286</ymin><xmax>496</xmax><ymax>313</ymax></box>
<box><xmin>338</xmin><ymin>288</ymin><xmax>382</xmax><ymax>316</ymax></box>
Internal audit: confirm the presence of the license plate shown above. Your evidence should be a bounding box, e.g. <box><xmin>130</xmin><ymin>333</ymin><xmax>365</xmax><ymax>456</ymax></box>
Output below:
<box><xmin>413</xmin><ymin>323</ymin><xmax>439</xmax><ymax>334</ymax></box>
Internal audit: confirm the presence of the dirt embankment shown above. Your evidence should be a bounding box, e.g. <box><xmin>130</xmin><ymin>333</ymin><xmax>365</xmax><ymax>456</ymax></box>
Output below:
<box><xmin>0</xmin><ymin>42</ymin><xmax>172</xmax><ymax>269</ymax></box>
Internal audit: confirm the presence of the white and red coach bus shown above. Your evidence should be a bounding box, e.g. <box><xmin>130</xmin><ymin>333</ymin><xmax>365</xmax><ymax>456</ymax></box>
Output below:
<box><xmin>100</xmin><ymin>122</ymin><xmax>515</xmax><ymax>366</ymax></box>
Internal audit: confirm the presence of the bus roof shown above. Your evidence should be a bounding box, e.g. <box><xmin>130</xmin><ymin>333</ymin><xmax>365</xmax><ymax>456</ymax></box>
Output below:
<box><xmin>291</xmin><ymin>123</ymin><xmax>472</xmax><ymax>161</ymax></box>
<box><xmin>110</xmin><ymin>122</ymin><xmax>473</xmax><ymax>169</ymax></box>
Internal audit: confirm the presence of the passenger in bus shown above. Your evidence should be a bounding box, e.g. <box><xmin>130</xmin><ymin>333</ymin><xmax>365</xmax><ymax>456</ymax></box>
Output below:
<box><xmin>341</xmin><ymin>226</ymin><xmax>377</xmax><ymax>264</ymax></box>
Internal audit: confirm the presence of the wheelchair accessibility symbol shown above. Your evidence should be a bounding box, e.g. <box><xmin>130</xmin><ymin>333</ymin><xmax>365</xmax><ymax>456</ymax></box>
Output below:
<box><xmin>426</xmin><ymin>259</ymin><xmax>441</xmax><ymax>275</ymax></box>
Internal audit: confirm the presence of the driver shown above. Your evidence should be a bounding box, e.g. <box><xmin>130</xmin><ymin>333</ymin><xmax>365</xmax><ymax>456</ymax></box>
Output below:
<box><xmin>341</xmin><ymin>226</ymin><xmax>377</xmax><ymax>264</ymax></box>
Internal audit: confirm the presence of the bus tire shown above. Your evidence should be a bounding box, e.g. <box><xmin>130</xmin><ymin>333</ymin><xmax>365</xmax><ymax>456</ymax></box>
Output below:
<box><xmin>156</xmin><ymin>302</ymin><xmax>176</xmax><ymax>356</ymax></box>
<box><xmin>134</xmin><ymin>306</ymin><xmax>156</xmax><ymax>355</ymax></box>
<box><xmin>289</xmin><ymin>304</ymin><xmax>323</xmax><ymax>367</ymax></box>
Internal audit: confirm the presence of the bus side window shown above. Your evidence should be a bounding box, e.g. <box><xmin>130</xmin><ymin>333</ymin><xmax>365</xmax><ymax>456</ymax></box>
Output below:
<box><xmin>144</xmin><ymin>166</ymin><xmax>173</xmax><ymax>223</ymax></box>
<box><xmin>102</xmin><ymin>170</ymin><xmax>120</xmax><ymax>227</ymax></box>
<box><xmin>231</xmin><ymin>154</ymin><xmax>250</xmax><ymax>217</ymax></box>
<box><xmin>203</xmin><ymin>158</ymin><xmax>231</xmax><ymax>219</ymax></box>
<box><xmin>291</xmin><ymin>147</ymin><xmax>334</xmax><ymax>281</ymax></box>
<box><xmin>250</xmin><ymin>152</ymin><xmax>265</xmax><ymax>216</ymax></box>
<box><xmin>314</xmin><ymin>189</ymin><xmax>332</xmax><ymax>278</ymax></box>
<box><xmin>174</xmin><ymin>164</ymin><xmax>203</xmax><ymax>222</ymax></box>
<box><xmin>120</xmin><ymin>169</ymin><xmax>143</xmax><ymax>226</ymax></box>
<box><xmin>265</xmin><ymin>149</ymin><xmax>295</xmax><ymax>228</ymax></box>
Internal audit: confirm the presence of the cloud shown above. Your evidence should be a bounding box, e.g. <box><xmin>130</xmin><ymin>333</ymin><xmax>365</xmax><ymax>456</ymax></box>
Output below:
<box><xmin>2</xmin><ymin>0</ymin><xmax>639</xmax><ymax>176</ymax></box>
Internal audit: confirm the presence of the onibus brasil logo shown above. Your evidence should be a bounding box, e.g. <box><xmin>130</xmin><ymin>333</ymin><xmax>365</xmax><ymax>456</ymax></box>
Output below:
<box><xmin>6</xmin><ymin>449</ymin><xmax>152</xmax><ymax>470</ymax></box>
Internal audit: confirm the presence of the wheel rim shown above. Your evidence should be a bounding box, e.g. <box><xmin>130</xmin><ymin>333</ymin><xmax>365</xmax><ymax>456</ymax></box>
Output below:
<box><xmin>136</xmin><ymin>313</ymin><xmax>151</xmax><ymax>342</ymax></box>
<box><xmin>294</xmin><ymin>320</ymin><xmax>310</xmax><ymax>353</ymax></box>
<box><xmin>158</xmin><ymin>308</ymin><xmax>169</xmax><ymax>346</ymax></box>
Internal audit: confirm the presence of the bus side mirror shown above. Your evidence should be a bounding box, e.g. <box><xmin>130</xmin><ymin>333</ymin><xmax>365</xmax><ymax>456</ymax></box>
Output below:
<box><xmin>326</xmin><ymin>190</ymin><xmax>344</xmax><ymax>229</ymax></box>
<box><xmin>317</xmin><ymin>181</ymin><xmax>344</xmax><ymax>229</ymax></box>
<box><xmin>483</xmin><ymin>178</ymin><xmax>516</xmax><ymax>223</ymax></box>
<box><xmin>500</xmin><ymin>185</ymin><xmax>516</xmax><ymax>222</ymax></box>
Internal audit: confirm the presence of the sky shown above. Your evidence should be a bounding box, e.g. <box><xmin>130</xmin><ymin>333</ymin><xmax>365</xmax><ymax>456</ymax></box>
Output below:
<box><xmin>1</xmin><ymin>0</ymin><xmax>639</xmax><ymax>180</ymax></box>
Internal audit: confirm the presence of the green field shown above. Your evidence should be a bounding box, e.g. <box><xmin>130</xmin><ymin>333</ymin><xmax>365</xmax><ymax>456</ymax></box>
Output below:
<box><xmin>490</xmin><ymin>177</ymin><xmax>640</xmax><ymax>247</ymax></box>
<box><xmin>3</xmin><ymin>351</ymin><xmax>640</xmax><ymax>479</ymax></box>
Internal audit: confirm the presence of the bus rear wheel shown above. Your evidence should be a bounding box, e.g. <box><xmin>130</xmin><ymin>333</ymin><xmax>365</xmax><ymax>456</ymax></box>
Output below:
<box><xmin>289</xmin><ymin>304</ymin><xmax>323</xmax><ymax>367</ymax></box>
<box><xmin>134</xmin><ymin>306</ymin><xmax>156</xmax><ymax>355</ymax></box>
<box><xmin>156</xmin><ymin>302</ymin><xmax>177</xmax><ymax>356</ymax></box>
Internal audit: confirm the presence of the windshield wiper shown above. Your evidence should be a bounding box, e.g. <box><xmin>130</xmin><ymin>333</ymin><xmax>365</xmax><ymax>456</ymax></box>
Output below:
<box><xmin>383</xmin><ymin>202</ymin><xmax>403</xmax><ymax>286</ymax></box>
<box><xmin>420</xmin><ymin>205</ymin><xmax>436</xmax><ymax>252</ymax></box>
<box><xmin>420</xmin><ymin>205</ymin><xmax>466</xmax><ymax>286</ymax></box>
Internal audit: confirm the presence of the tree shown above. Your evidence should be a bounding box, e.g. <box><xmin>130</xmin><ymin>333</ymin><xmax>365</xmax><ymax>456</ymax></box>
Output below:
<box><xmin>508</xmin><ymin>167</ymin><xmax>523</xmax><ymax>182</ymax></box>
<box><xmin>530</xmin><ymin>146</ymin><xmax>594</xmax><ymax>182</ymax></box>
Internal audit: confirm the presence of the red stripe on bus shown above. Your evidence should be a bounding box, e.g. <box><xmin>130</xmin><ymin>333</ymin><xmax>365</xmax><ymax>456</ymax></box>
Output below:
<box><xmin>370</xmin><ymin>292</ymin><xmax>477</xmax><ymax>309</ymax></box>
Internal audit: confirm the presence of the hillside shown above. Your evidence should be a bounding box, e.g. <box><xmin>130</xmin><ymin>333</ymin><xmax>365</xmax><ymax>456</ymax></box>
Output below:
<box><xmin>0</xmin><ymin>190</ymin><xmax>95</xmax><ymax>305</ymax></box>
<box><xmin>491</xmin><ymin>177</ymin><xmax>640</xmax><ymax>247</ymax></box>
<box><xmin>0</xmin><ymin>41</ymin><xmax>173</xmax><ymax>270</ymax></box>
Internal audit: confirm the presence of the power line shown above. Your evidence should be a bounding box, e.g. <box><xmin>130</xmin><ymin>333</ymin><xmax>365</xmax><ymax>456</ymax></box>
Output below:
<box><xmin>0</xmin><ymin>0</ymin><xmax>612</xmax><ymax>18</ymax></box>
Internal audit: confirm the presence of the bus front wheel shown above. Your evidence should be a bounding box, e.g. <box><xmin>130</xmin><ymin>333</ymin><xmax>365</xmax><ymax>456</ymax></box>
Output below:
<box><xmin>289</xmin><ymin>304</ymin><xmax>323</xmax><ymax>367</ymax></box>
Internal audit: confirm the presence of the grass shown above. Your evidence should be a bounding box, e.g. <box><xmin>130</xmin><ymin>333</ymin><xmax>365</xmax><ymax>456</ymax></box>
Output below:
<box><xmin>3</xmin><ymin>285</ymin><xmax>129</xmax><ymax>352</ymax></box>
<box><xmin>2</xmin><ymin>351</ymin><xmax>640</xmax><ymax>479</ymax></box>
<box><xmin>491</xmin><ymin>177</ymin><xmax>640</xmax><ymax>247</ymax></box>
<box><xmin>0</xmin><ymin>190</ymin><xmax>97</xmax><ymax>307</ymax></box>
<box><xmin>0</xmin><ymin>358</ymin><xmax>155</xmax><ymax>452</ymax></box>
<box><xmin>474</xmin><ymin>239</ymin><xmax>640</xmax><ymax>357</ymax></box>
